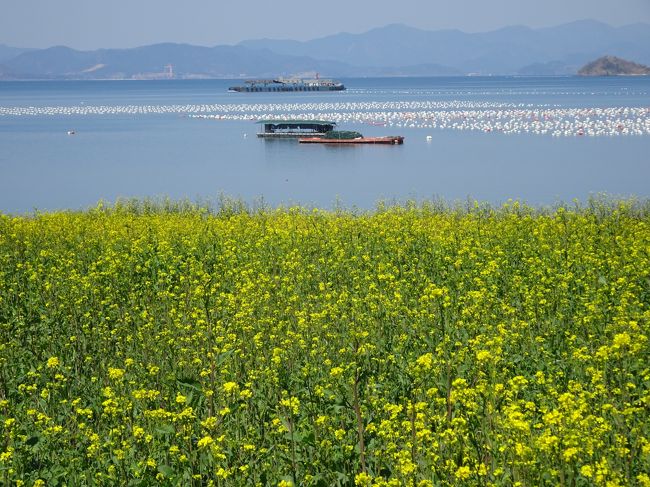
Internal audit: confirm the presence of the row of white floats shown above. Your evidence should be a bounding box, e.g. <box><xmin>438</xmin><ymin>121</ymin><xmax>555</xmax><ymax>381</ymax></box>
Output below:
<box><xmin>191</xmin><ymin>107</ymin><xmax>650</xmax><ymax>137</ymax></box>
<box><xmin>1</xmin><ymin>100</ymin><xmax>648</xmax><ymax>137</ymax></box>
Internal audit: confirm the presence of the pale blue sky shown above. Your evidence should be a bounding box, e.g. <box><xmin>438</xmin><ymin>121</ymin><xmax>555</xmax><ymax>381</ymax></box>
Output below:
<box><xmin>2</xmin><ymin>0</ymin><xmax>650</xmax><ymax>49</ymax></box>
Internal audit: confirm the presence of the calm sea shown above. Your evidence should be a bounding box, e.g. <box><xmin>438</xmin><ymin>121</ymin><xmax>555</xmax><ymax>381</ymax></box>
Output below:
<box><xmin>1</xmin><ymin>77</ymin><xmax>649</xmax><ymax>213</ymax></box>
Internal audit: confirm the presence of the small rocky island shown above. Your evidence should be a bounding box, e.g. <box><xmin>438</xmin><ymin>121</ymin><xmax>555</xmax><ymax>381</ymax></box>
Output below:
<box><xmin>578</xmin><ymin>56</ymin><xmax>650</xmax><ymax>76</ymax></box>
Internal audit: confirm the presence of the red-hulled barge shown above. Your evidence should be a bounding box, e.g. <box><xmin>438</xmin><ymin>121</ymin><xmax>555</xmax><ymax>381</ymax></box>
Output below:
<box><xmin>299</xmin><ymin>135</ymin><xmax>404</xmax><ymax>145</ymax></box>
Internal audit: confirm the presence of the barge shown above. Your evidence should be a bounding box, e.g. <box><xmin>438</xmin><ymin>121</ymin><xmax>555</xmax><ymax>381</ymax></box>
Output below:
<box><xmin>229</xmin><ymin>77</ymin><xmax>345</xmax><ymax>92</ymax></box>
<box><xmin>298</xmin><ymin>130</ymin><xmax>404</xmax><ymax>145</ymax></box>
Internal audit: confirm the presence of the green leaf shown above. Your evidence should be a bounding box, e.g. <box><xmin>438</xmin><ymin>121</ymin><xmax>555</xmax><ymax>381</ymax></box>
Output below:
<box><xmin>158</xmin><ymin>464</ymin><xmax>175</xmax><ymax>477</ymax></box>
<box><xmin>26</xmin><ymin>435</ymin><xmax>40</xmax><ymax>446</ymax></box>
<box><xmin>177</xmin><ymin>377</ymin><xmax>201</xmax><ymax>391</ymax></box>
<box><xmin>155</xmin><ymin>424</ymin><xmax>175</xmax><ymax>435</ymax></box>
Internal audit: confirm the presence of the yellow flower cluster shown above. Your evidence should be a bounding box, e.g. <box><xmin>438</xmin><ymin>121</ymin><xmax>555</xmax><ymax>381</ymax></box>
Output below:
<box><xmin>0</xmin><ymin>198</ymin><xmax>648</xmax><ymax>485</ymax></box>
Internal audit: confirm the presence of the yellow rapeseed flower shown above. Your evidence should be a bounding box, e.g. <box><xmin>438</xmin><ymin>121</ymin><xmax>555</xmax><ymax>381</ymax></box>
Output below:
<box><xmin>107</xmin><ymin>368</ymin><xmax>125</xmax><ymax>380</ymax></box>
<box><xmin>223</xmin><ymin>382</ymin><xmax>238</xmax><ymax>394</ymax></box>
<box><xmin>46</xmin><ymin>357</ymin><xmax>60</xmax><ymax>368</ymax></box>
<box><xmin>455</xmin><ymin>465</ymin><xmax>471</xmax><ymax>480</ymax></box>
<box><xmin>197</xmin><ymin>435</ymin><xmax>214</xmax><ymax>449</ymax></box>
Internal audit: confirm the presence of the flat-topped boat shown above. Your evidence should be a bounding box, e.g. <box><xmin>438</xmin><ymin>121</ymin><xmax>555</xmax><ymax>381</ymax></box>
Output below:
<box><xmin>256</xmin><ymin>120</ymin><xmax>337</xmax><ymax>138</ymax></box>
<box><xmin>298</xmin><ymin>130</ymin><xmax>404</xmax><ymax>145</ymax></box>
<box><xmin>229</xmin><ymin>77</ymin><xmax>345</xmax><ymax>93</ymax></box>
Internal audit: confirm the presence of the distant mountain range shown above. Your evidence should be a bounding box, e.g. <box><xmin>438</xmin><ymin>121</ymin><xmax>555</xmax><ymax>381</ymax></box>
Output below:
<box><xmin>1</xmin><ymin>20</ymin><xmax>649</xmax><ymax>80</ymax></box>
<box><xmin>0</xmin><ymin>45</ymin><xmax>33</xmax><ymax>64</ymax></box>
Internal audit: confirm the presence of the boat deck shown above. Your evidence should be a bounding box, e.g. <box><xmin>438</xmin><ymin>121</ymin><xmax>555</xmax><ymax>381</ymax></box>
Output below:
<box><xmin>257</xmin><ymin>120</ymin><xmax>336</xmax><ymax>138</ymax></box>
<box><xmin>257</xmin><ymin>132</ymin><xmax>328</xmax><ymax>138</ymax></box>
<box><xmin>299</xmin><ymin>136</ymin><xmax>404</xmax><ymax>145</ymax></box>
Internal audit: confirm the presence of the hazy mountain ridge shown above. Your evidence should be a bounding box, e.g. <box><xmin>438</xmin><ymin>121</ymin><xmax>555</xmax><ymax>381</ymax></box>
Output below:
<box><xmin>240</xmin><ymin>20</ymin><xmax>650</xmax><ymax>75</ymax></box>
<box><xmin>1</xmin><ymin>20</ymin><xmax>649</xmax><ymax>79</ymax></box>
<box><xmin>1</xmin><ymin>44</ymin><xmax>359</xmax><ymax>79</ymax></box>
<box><xmin>0</xmin><ymin>44</ymin><xmax>33</xmax><ymax>64</ymax></box>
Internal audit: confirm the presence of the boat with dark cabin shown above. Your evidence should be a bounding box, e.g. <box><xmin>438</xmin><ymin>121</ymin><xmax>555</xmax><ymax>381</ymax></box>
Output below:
<box><xmin>256</xmin><ymin>120</ymin><xmax>337</xmax><ymax>138</ymax></box>
<box><xmin>229</xmin><ymin>77</ymin><xmax>345</xmax><ymax>93</ymax></box>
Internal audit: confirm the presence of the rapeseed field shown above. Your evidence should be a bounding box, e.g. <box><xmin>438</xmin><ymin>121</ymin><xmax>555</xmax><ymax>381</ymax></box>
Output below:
<box><xmin>1</xmin><ymin>199</ymin><xmax>649</xmax><ymax>486</ymax></box>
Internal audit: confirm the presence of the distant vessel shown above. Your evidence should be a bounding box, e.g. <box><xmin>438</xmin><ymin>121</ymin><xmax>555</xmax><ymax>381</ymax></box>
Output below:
<box><xmin>229</xmin><ymin>76</ymin><xmax>345</xmax><ymax>92</ymax></box>
<box><xmin>299</xmin><ymin>130</ymin><xmax>404</xmax><ymax>145</ymax></box>
<box><xmin>256</xmin><ymin>120</ymin><xmax>337</xmax><ymax>138</ymax></box>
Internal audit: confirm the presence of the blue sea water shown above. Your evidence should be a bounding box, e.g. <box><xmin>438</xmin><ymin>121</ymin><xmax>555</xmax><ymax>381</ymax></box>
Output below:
<box><xmin>0</xmin><ymin>77</ymin><xmax>649</xmax><ymax>213</ymax></box>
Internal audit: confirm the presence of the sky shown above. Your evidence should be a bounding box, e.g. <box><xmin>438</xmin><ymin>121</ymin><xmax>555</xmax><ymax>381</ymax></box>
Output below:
<box><xmin>2</xmin><ymin>0</ymin><xmax>650</xmax><ymax>49</ymax></box>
